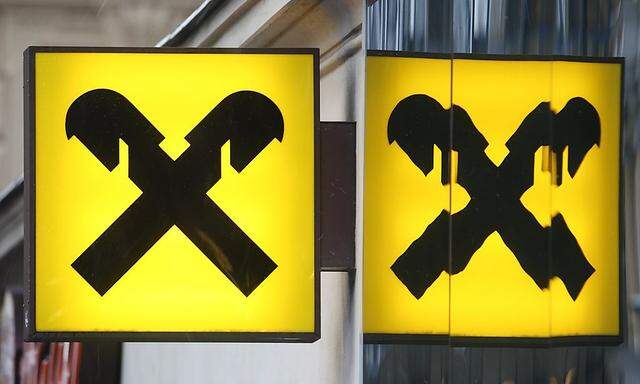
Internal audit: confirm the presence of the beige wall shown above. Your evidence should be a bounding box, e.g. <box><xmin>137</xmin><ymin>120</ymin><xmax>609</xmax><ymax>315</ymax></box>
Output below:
<box><xmin>0</xmin><ymin>0</ymin><xmax>199</xmax><ymax>191</ymax></box>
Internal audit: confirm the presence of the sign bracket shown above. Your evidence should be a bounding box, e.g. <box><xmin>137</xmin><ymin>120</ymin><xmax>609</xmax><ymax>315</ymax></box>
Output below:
<box><xmin>319</xmin><ymin>122</ymin><xmax>356</xmax><ymax>273</ymax></box>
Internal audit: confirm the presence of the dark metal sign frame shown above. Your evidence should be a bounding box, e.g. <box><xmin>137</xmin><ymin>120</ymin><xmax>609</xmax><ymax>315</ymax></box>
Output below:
<box><xmin>24</xmin><ymin>46</ymin><xmax>321</xmax><ymax>343</ymax></box>
<box><xmin>364</xmin><ymin>50</ymin><xmax>625</xmax><ymax>347</ymax></box>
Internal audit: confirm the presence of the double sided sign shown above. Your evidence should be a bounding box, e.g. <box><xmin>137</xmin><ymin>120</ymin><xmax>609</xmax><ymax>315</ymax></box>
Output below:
<box><xmin>364</xmin><ymin>52</ymin><xmax>623</xmax><ymax>344</ymax></box>
<box><xmin>25</xmin><ymin>48</ymin><xmax>319</xmax><ymax>342</ymax></box>
<box><xmin>25</xmin><ymin>47</ymin><xmax>623</xmax><ymax>346</ymax></box>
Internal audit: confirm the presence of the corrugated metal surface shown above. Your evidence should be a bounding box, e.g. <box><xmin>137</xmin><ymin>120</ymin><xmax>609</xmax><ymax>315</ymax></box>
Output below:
<box><xmin>365</xmin><ymin>1</ymin><xmax>640</xmax><ymax>382</ymax></box>
<box><xmin>367</xmin><ymin>0</ymin><xmax>623</xmax><ymax>55</ymax></box>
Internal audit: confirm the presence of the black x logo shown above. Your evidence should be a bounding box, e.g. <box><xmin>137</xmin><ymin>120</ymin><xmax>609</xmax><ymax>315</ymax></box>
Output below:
<box><xmin>67</xmin><ymin>89</ymin><xmax>283</xmax><ymax>296</ymax></box>
<box><xmin>389</xmin><ymin>95</ymin><xmax>599</xmax><ymax>300</ymax></box>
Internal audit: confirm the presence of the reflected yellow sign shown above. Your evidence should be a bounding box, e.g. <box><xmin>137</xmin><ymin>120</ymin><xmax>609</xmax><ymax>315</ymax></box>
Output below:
<box><xmin>364</xmin><ymin>52</ymin><xmax>622</xmax><ymax>344</ymax></box>
<box><xmin>25</xmin><ymin>48</ymin><xmax>319</xmax><ymax>341</ymax></box>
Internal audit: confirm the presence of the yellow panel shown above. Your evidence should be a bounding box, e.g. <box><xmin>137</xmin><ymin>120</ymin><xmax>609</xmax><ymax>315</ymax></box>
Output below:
<box><xmin>550</xmin><ymin>61</ymin><xmax>621</xmax><ymax>337</ymax></box>
<box><xmin>365</xmin><ymin>54</ymin><xmax>621</xmax><ymax>342</ymax></box>
<box><xmin>364</xmin><ymin>55</ymin><xmax>452</xmax><ymax>335</ymax></box>
<box><xmin>450</xmin><ymin>59</ymin><xmax>552</xmax><ymax>338</ymax></box>
<box><xmin>33</xmin><ymin>51</ymin><xmax>316</xmax><ymax>333</ymax></box>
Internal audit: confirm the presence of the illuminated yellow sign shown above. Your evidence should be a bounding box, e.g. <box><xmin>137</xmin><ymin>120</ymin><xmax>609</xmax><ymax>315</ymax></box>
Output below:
<box><xmin>364</xmin><ymin>52</ymin><xmax>622</xmax><ymax>344</ymax></box>
<box><xmin>25</xmin><ymin>47</ymin><xmax>319</xmax><ymax>342</ymax></box>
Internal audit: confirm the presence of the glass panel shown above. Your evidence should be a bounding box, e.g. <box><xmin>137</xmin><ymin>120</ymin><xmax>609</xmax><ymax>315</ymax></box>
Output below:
<box><xmin>449</xmin><ymin>58</ymin><xmax>552</xmax><ymax>341</ymax></box>
<box><xmin>364</xmin><ymin>53</ymin><xmax>452</xmax><ymax>340</ymax></box>
<box><xmin>549</xmin><ymin>61</ymin><xmax>621</xmax><ymax>339</ymax></box>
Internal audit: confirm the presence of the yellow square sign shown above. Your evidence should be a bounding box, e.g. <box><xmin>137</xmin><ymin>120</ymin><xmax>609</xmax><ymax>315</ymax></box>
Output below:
<box><xmin>25</xmin><ymin>47</ymin><xmax>319</xmax><ymax>342</ymax></box>
<box><xmin>364</xmin><ymin>51</ymin><xmax>622</xmax><ymax>345</ymax></box>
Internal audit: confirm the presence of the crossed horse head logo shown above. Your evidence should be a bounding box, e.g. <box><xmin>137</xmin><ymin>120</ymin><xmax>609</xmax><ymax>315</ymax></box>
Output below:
<box><xmin>388</xmin><ymin>94</ymin><xmax>600</xmax><ymax>301</ymax></box>
<box><xmin>66</xmin><ymin>89</ymin><xmax>284</xmax><ymax>297</ymax></box>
